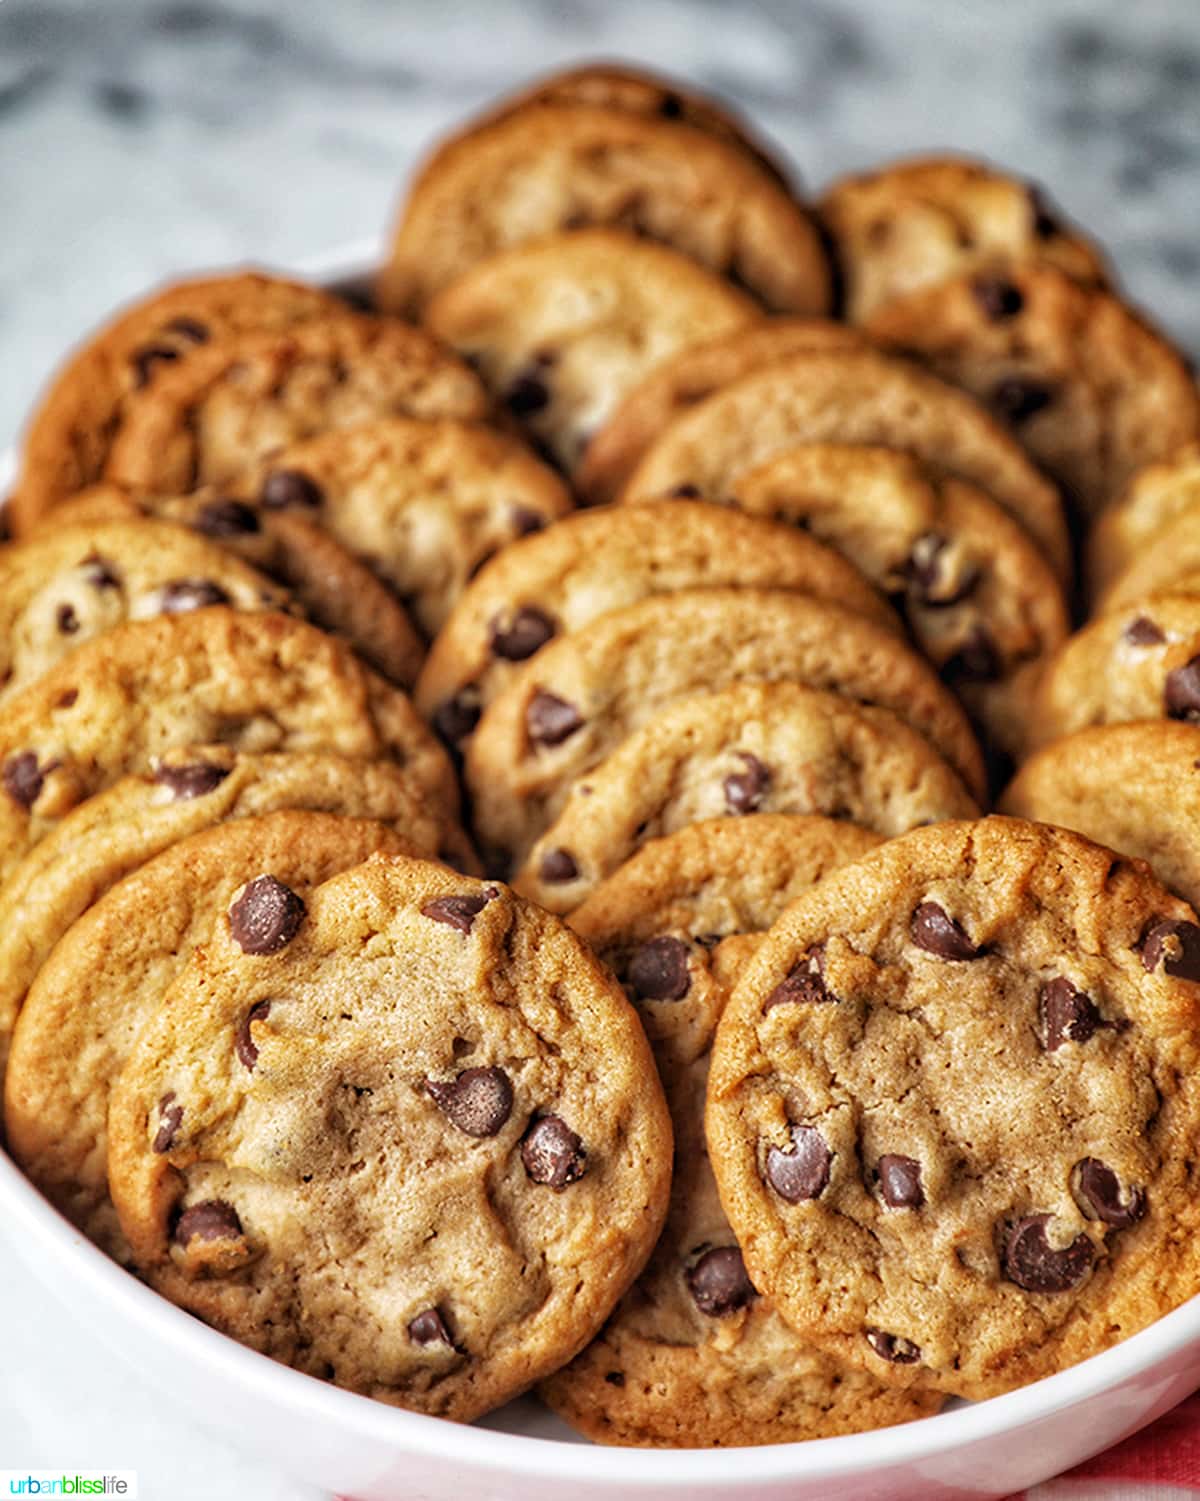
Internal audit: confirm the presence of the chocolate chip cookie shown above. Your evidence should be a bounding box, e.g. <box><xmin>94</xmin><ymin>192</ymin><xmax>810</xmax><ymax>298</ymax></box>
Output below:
<box><xmin>4</xmin><ymin>812</ymin><xmax>419</xmax><ymax>1257</ymax></box>
<box><xmin>729</xmin><ymin>443</ymin><xmax>1070</xmax><ymax>757</ymax></box>
<box><xmin>414</xmin><ymin>499</ymin><xmax>899</xmax><ymax>749</ymax></box>
<box><xmin>577</xmin><ymin>317</ymin><xmax>866</xmax><ymax>505</ymax></box>
<box><xmin>0</xmin><ymin>608</ymin><xmax>458</xmax><ymax>887</ymax></box>
<box><xmin>105</xmin><ymin>853</ymin><xmax>673</xmax><ymax>1420</ymax></box>
<box><xmin>377</xmin><ymin>103</ymin><xmax>831</xmax><ymax>316</ymax></box>
<box><xmin>818</xmin><ymin>155</ymin><xmax>1108</xmax><ymax>323</ymax></box>
<box><xmin>543</xmin><ymin>814</ymin><xmax>943</xmax><ymax>1445</ymax></box>
<box><xmin>1088</xmin><ymin>444</ymin><xmax>1200</xmax><ymax>599</ymax></box>
<box><xmin>618</xmin><ymin>348</ymin><xmax>1072</xmax><ymax>583</ymax></box>
<box><xmin>866</xmin><ymin>265</ymin><xmax>1200</xmax><ymax>521</ymax></box>
<box><xmin>11</xmin><ymin>271</ymin><xmax>343</xmax><ymax>534</ymax></box>
<box><xmin>706</xmin><ymin>816</ymin><xmax>1200</xmax><ymax>1399</ymax></box>
<box><xmin>465</xmin><ymin>588</ymin><xmax>986</xmax><ymax>869</ymax></box>
<box><xmin>0</xmin><ymin>747</ymin><xmax>474</xmax><ymax>1080</ymax></box>
<box><xmin>514</xmin><ymin>683</ymin><xmax>979</xmax><ymax>914</ymax></box>
<box><xmin>103</xmin><ymin>312</ymin><xmax>490</xmax><ymax>494</ymax></box>
<box><xmin>423</xmin><ymin>230</ymin><xmax>757</xmax><ymax>472</ymax></box>
<box><xmin>0</xmin><ymin>517</ymin><xmax>293</xmax><ymax>701</ymax></box>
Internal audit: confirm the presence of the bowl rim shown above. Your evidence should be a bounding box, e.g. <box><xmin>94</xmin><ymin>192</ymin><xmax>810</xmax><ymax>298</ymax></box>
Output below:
<box><xmin>4</xmin><ymin>237</ymin><xmax>1200</xmax><ymax>1487</ymax></box>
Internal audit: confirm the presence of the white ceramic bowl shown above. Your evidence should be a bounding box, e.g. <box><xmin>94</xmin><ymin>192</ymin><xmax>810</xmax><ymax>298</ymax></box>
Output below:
<box><xmin>4</xmin><ymin>244</ymin><xmax>1200</xmax><ymax>1501</ymax></box>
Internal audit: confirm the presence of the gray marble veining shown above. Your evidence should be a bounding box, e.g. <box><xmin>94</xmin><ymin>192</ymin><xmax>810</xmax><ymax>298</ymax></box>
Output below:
<box><xmin>1</xmin><ymin>0</ymin><xmax>1198</xmax><ymax>454</ymax></box>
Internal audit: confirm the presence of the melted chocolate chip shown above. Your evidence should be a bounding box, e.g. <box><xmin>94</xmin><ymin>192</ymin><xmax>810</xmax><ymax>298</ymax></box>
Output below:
<box><xmin>164</xmin><ymin>315</ymin><xmax>209</xmax><ymax>343</ymax></box>
<box><xmin>510</xmin><ymin>505</ymin><xmax>546</xmax><ymax>537</ymax></box>
<box><xmin>525</xmin><ymin>691</ymin><xmax>583</xmax><ymax>746</ymax></box>
<box><xmin>260</xmin><ymin>469</ymin><xmax>323</xmax><ymax>510</ymax></box>
<box><xmin>659</xmin><ymin>91</ymin><xmax>684</xmax><ymax>119</ymax></box>
<box><xmin>194</xmin><ymin>499</ymin><xmax>262</xmax><ymax>538</ymax></box>
<box><xmin>991</xmin><ymin>377</ymin><xmax>1054</xmax><ymax>424</ymax></box>
<box><xmin>3</xmin><ymin>751</ymin><xmax>45</xmax><ymax>809</ymax></box>
<box><xmin>604</xmin><ymin>1370</ymin><xmax>625</xmax><ymax>1387</ymax></box>
<box><xmin>1124</xmin><ymin>616</ymin><xmax>1165</xmax><ymax>646</ymax></box>
<box><xmin>910</xmin><ymin>902</ymin><xmax>982</xmax><ymax>960</ymax></box>
<box><xmin>764</xmin><ymin>946</ymin><xmax>831</xmax><ymax>1008</ymax></box>
<box><xmin>153</xmin><ymin>1092</ymin><xmax>183</xmax><ymax>1153</ymax></box>
<box><xmin>82</xmin><ymin>554</ymin><xmax>120</xmax><ymax>590</ymax></box>
<box><xmin>538</xmin><ymin>847</ymin><xmax>579</xmax><ymax>885</ymax></box>
<box><xmin>1165</xmin><ymin>656</ymin><xmax>1200</xmax><ymax>721</ymax></box>
<box><xmin>764</xmin><ymin>1125</ymin><xmax>831</xmax><ymax>1202</ymax></box>
<box><xmin>228</xmin><ymin>875</ymin><xmax>306</xmax><ymax>955</ymax></box>
<box><xmin>627</xmin><ymin>936</ymin><xmax>691</xmax><ymax>1001</ymax></box>
<box><xmin>942</xmin><ymin>625</ymin><xmax>1001</xmax><ymax>683</ymax></box>
<box><xmin>723</xmin><ymin>752</ymin><xmax>771</xmax><ymax>814</ymax></box>
<box><xmin>972</xmin><ymin>276</ymin><xmax>1024</xmax><ymax>320</ymax></box>
<box><xmin>1073</xmin><ymin>1158</ymin><xmax>1147</xmax><ymax>1229</ymax></box>
<box><xmin>1027</xmin><ymin>184</ymin><xmax>1060</xmax><ymax>240</ymax></box>
<box><xmin>877</xmin><ymin>1154</ymin><xmax>924</xmax><ymax>1209</ymax></box>
<box><xmin>154</xmin><ymin>760</ymin><xmax>231</xmax><ymax>800</ymax></box>
<box><xmin>173</xmin><ymin>1199</ymin><xmax>243</xmax><ymax>1246</ymax></box>
<box><xmin>1141</xmin><ymin>919</ymin><xmax>1200</xmax><ymax>981</ymax></box>
<box><xmin>56</xmin><ymin>603</ymin><xmax>79</xmax><ymax>635</ymax></box>
<box><xmin>1001</xmin><ymin>1214</ymin><xmax>1094</xmax><ymax>1293</ymax></box>
<box><xmin>686</xmin><ymin>1246</ymin><xmax>757</xmax><ymax>1317</ymax></box>
<box><xmin>668</xmin><ymin>483</ymin><xmax>701</xmax><ymax>498</ymax></box>
<box><xmin>426</xmin><ymin>1066</ymin><xmax>513</xmax><ymax>1138</ymax></box>
<box><xmin>159</xmin><ymin>578</ymin><xmax>232</xmax><ymax>613</ymax></box>
<box><xmin>408</xmin><ymin>1307</ymin><xmax>453</xmax><ymax>1346</ymax></box>
<box><xmin>132</xmin><ymin>344</ymin><xmax>181</xmax><ymax>387</ymax></box>
<box><xmin>433</xmin><ymin>691</ymin><xmax>481</xmax><ymax>746</ymax></box>
<box><xmin>235</xmin><ymin>1000</ymin><xmax>271</xmax><ymax>1071</ymax></box>
<box><xmin>490</xmin><ymin>607</ymin><xmax>556</xmax><ymax>662</ymax></box>
<box><xmin>905</xmin><ymin>533</ymin><xmax>980</xmax><ymax>607</ymax></box>
<box><xmin>521</xmin><ymin>1114</ymin><xmax>587</xmax><ymax>1188</ymax></box>
<box><xmin>1039</xmin><ymin>977</ymin><xmax>1101</xmax><ymax>1050</ymax></box>
<box><xmin>421</xmin><ymin>889</ymin><xmax>497</xmax><ymax>933</ymax></box>
<box><xmin>505</xmin><ymin>370</ymin><xmax>551</xmax><ymax>416</ymax></box>
<box><xmin>866</xmin><ymin>1328</ymin><xmax>920</xmax><ymax>1364</ymax></box>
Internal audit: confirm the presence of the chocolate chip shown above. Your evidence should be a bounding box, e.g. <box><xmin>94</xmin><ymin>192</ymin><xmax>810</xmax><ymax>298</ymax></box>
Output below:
<box><xmin>1039</xmin><ymin>977</ymin><xmax>1101</xmax><ymax>1050</ymax></box>
<box><xmin>4</xmin><ymin>751</ymin><xmax>45</xmax><ymax>809</ymax></box>
<box><xmin>153</xmin><ymin>1092</ymin><xmax>183</xmax><ymax>1153</ymax></box>
<box><xmin>154</xmin><ymin>760</ymin><xmax>231</xmax><ymax>800</ymax></box>
<box><xmin>659</xmin><ymin>91</ymin><xmax>684</xmax><ymax>119</ymax></box>
<box><xmin>173</xmin><ymin>1199</ymin><xmax>242</xmax><ymax>1247</ymax></box>
<box><xmin>538</xmin><ymin>847</ymin><xmax>578</xmax><ymax>885</ymax></box>
<box><xmin>408</xmin><ymin>1307</ymin><xmax>453</xmax><ymax>1346</ymax></box>
<box><xmin>1001</xmin><ymin>1214</ymin><xmax>1094</xmax><ymax>1293</ymax></box>
<box><xmin>723</xmin><ymin>752</ymin><xmax>770</xmax><ymax>814</ymax></box>
<box><xmin>942</xmin><ymin>625</ymin><xmax>1001</xmax><ymax>683</ymax></box>
<box><xmin>604</xmin><ymin>1370</ymin><xmax>625</xmax><ymax>1387</ymax></box>
<box><xmin>159</xmin><ymin>578</ymin><xmax>231</xmax><ymax>613</ymax></box>
<box><xmin>877</xmin><ymin>1154</ymin><xmax>924</xmax><ymax>1209</ymax></box>
<box><xmin>421</xmin><ymin>889</ymin><xmax>497</xmax><ymax>933</ymax></box>
<box><xmin>991</xmin><ymin>377</ymin><xmax>1054</xmax><ymax>424</ymax></box>
<box><xmin>55</xmin><ymin>602</ymin><xmax>80</xmax><ymax>635</ymax></box>
<box><xmin>82</xmin><ymin>554</ymin><xmax>120</xmax><ymax>590</ymax></box>
<box><xmin>426</xmin><ymin>1066</ymin><xmax>513</xmax><ymax>1137</ymax></box>
<box><xmin>132</xmin><ymin>344</ymin><xmax>181</xmax><ymax>387</ymax></box>
<box><xmin>433</xmin><ymin>690</ymin><xmax>481</xmax><ymax>746</ymax></box>
<box><xmin>525</xmin><ymin>691</ymin><xmax>583</xmax><ymax>747</ymax></box>
<box><xmin>1073</xmin><ymin>1158</ymin><xmax>1147</xmax><ymax>1229</ymax></box>
<box><xmin>764</xmin><ymin>946</ymin><xmax>832</xmax><ymax>1008</ymax></box>
<box><xmin>905</xmin><ymin>533</ymin><xmax>980</xmax><ymax>607</ymax></box>
<box><xmin>228</xmin><ymin>875</ymin><xmax>306</xmax><ymax>955</ymax></box>
<box><xmin>489</xmin><ymin>607</ymin><xmax>556</xmax><ymax>661</ymax></box>
<box><xmin>1027</xmin><ymin>184</ymin><xmax>1060</xmax><ymax>240</ymax></box>
<box><xmin>627</xmin><ymin>936</ymin><xmax>690</xmax><ymax>1001</ymax></box>
<box><xmin>235</xmin><ymin>1000</ymin><xmax>271</xmax><ymax>1070</ymax></box>
<box><xmin>194</xmin><ymin>499</ymin><xmax>262</xmax><ymax>538</ymax></box>
<box><xmin>686</xmin><ymin>1246</ymin><xmax>757</xmax><ymax>1317</ymax></box>
<box><xmin>668</xmin><ymin>483</ymin><xmax>701</xmax><ymax>498</ymax></box>
<box><xmin>164</xmin><ymin>315</ymin><xmax>209</xmax><ymax>343</ymax></box>
<box><xmin>510</xmin><ymin>505</ymin><xmax>546</xmax><ymax>537</ymax></box>
<box><xmin>866</xmin><ymin>1328</ymin><xmax>920</xmax><ymax>1364</ymax></box>
<box><xmin>764</xmin><ymin>1124</ymin><xmax>831</xmax><ymax>1202</ymax></box>
<box><xmin>1124</xmin><ymin>616</ymin><xmax>1165</xmax><ymax>646</ymax></box>
<box><xmin>972</xmin><ymin>276</ymin><xmax>1024</xmax><ymax>320</ymax></box>
<box><xmin>1141</xmin><ymin>919</ymin><xmax>1200</xmax><ymax>981</ymax></box>
<box><xmin>521</xmin><ymin>1114</ymin><xmax>587</xmax><ymax>1188</ymax></box>
<box><xmin>505</xmin><ymin>370</ymin><xmax>551</xmax><ymax>417</ymax></box>
<box><xmin>1165</xmin><ymin>656</ymin><xmax>1200</xmax><ymax>721</ymax></box>
<box><xmin>910</xmin><ymin>902</ymin><xmax>982</xmax><ymax>960</ymax></box>
<box><xmin>260</xmin><ymin>469</ymin><xmax>323</xmax><ymax>510</ymax></box>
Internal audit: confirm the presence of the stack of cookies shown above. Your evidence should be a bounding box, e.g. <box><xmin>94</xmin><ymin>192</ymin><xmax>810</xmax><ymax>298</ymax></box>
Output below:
<box><xmin>5</xmin><ymin>62</ymin><xmax>1200</xmax><ymax>1448</ymax></box>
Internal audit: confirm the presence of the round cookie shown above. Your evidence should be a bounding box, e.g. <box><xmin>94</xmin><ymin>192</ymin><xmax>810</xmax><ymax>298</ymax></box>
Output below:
<box><xmin>1033</xmin><ymin>593</ymin><xmax>1200</xmax><ymax>746</ymax></box>
<box><xmin>706</xmin><ymin>816</ymin><xmax>1200</xmax><ymax>1399</ymax></box>
<box><xmin>577</xmin><ymin>318</ymin><xmax>866</xmax><ymax>505</ymax></box>
<box><xmin>423</xmin><ymin>230</ymin><xmax>757</xmax><ymax>472</ymax></box>
<box><xmin>1088</xmin><ymin>444</ymin><xmax>1200</xmax><ymax>598</ymax></box>
<box><xmin>4</xmin><ymin>812</ymin><xmax>418</xmax><ymax>1258</ymax></box>
<box><xmin>105</xmin><ymin>854</ymin><xmax>673</xmax><ymax>1420</ymax></box>
<box><xmin>0</xmin><ymin>518</ymin><xmax>293</xmax><ymax>701</ymax></box>
<box><xmin>11</xmin><ymin>271</ymin><xmax>343</xmax><ymax>534</ymax></box>
<box><xmin>102</xmin><ymin>312</ymin><xmax>490</xmax><ymax>494</ymax></box>
<box><xmin>377</xmin><ymin>103</ymin><xmax>831</xmax><ymax>317</ymax></box>
<box><xmin>515</xmin><ymin>683</ymin><xmax>979</xmax><ymax>914</ymax></box>
<box><xmin>544</xmin><ymin>814</ymin><xmax>943</xmax><ymax>1446</ymax></box>
<box><xmin>1002</xmin><ymin>723</ymin><xmax>1200</xmax><ymax>912</ymax></box>
<box><xmin>1094</xmin><ymin>489</ymin><xmax>1200</xmax><ymax>615</ymax></box>
<box><xmin>465</xmin><ymin>588</ymin><xmax>987</xmax><ymax>868</ymax></box>
<box><xmin>414</xmin><ymin>499</ymin><xmax>900</xmax><ymax>747</ymax></box>
<box><xmin>0</xmin><ymin>608</ymin><xmax>458</xmax><ymax>887</ymax></box>
<box><xmin>866</xmin><ymin>265</ymin><xmax>1200</xmax><ymax>522</ymax></box>
<box><xmin>818</xmin><ymin>155</ymin><xmax>1108</xmax><ymax>323</ymax></box>
<box><xmin>618</xmin><ymin>348</ymin><xmax>1071</xmax><ymax>583</ymax></box>
<box><xmin>43</xmin><ymin>483</ymin><xmax>427</xmax><ymax>690</ymax></box>
<box><xmin>730</xmin><ymin>444</ymin><xmax>1070</xmax><ymax>758</ymax></box>
<box><xmin>0</xmin><ymin>747</ymin><xmax>475</xmax><ymax>1078</ymax></box>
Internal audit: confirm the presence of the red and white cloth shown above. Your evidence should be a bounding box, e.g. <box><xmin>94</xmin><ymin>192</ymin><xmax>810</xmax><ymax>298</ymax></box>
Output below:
<box><xmin>1010</xmin><ymin>1394</ymin><xmax>1200</xmax><ymax>1498</ymax></box>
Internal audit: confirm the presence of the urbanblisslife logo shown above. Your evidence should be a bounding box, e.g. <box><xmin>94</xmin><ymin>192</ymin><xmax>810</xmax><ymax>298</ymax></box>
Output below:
<box><xmin>1</xmin><ymin>1477</ymin><xmax>136</xmax><ymax>1497</ymax></box>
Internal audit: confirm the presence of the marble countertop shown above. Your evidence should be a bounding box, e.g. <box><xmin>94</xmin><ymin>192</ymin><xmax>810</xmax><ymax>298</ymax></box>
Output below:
<box><xmin>1</xmin><ymin>0</ymin><xmax>1198</xmax><ymax>1491</ymax></box>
